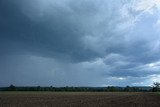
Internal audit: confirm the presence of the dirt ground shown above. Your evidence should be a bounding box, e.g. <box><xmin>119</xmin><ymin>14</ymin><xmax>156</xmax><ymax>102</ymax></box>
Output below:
<box><xmin>0</xmin><ymin>92</ymin><xmax>160</xmax><ymax>107</ymax></box>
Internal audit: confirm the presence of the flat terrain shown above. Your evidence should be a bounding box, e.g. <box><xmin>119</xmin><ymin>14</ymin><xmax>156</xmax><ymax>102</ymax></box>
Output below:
<box><xmin>0</xmin><ymin>92</ymin><xmax>160</xmax><ymax>107</ymax></box>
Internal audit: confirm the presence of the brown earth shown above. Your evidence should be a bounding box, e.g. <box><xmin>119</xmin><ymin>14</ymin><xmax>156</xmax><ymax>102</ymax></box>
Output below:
<box><xmin>0</xmin><ymin>92</ymin><xmax>160</xmax><ymax>107</ymax></box>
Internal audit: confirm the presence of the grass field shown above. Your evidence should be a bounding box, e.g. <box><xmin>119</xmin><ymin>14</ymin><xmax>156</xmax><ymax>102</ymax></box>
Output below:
<box><xmin>0</xmin><ymin>92</ymin><xmax>160</xmax><ymax>107</ymax></box>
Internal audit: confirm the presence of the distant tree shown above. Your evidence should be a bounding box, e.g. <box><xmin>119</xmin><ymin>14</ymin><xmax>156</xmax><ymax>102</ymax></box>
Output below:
<box><xmin>152</xmin><ymin>82</ymin><xmax>160</xmax><ymax>92</ymax></box>
<box><xmin>124</xmin><ymin>86</ymin><xmax>131</xmax><ymax>92</ymax></box>
<box><xmin>37</xmin><ymin>86</ymin><xmax>41</xmax><ymax>91</ymax></box>
<box><xmin>108</xmin><ymin>86</ymin><xmax>117</xmax><ymax>92</ymax></box>
<box><xmin>9</xmin><ymin>84</ymin><xmax>16</xmax><ymax>91</ymax></box>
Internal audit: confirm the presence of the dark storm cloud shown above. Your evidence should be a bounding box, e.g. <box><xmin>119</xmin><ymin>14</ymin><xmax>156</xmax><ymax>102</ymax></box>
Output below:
<box><xmin>0</xmin><ymin>0</ymin><xmax>128</xmax><ymax>62</ymax></box>
<box><xmin>0</xmin><ymin>0</ymin><xmax>160</xmax><ymax>86</ymax></box>
<box><xmin>0</xmin><ymin>0</ymin><xmax>101</xmax><ymax>62</ymax></box>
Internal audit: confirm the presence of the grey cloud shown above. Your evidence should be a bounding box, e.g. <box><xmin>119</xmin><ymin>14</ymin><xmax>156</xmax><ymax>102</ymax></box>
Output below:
<box><xmin>1</xmin><ymin>0</ymin><xmax>160</xmax><ymax>86</ymax></box>
<box><xmin>0</xmin><ymin>0</ymin><xmax>131</xmax><ymax>62</ymax></box>
<box><xmin>2</xmin><ymin>1</ymin><xmax>126</xmax><ymax>63</ymax></box>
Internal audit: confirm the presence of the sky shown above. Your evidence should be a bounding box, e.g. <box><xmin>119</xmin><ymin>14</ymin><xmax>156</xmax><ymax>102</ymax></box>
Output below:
<box><xmin>0</xmin><ymin>0</ymin><xmax>160</xmax><ymax>87</ymax></box>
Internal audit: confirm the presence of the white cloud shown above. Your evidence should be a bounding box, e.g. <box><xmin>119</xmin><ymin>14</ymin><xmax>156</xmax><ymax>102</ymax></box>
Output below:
<box><xmin>142</xmin><ymin>74</ymin><xmax>160</xmax><ymax>86</ymax></box>
<box><xmin>150</xmin><ymin>74</ymin><xmax>160</xmax><ymax>83</ymax></box>
<box><xmin>119</xmin><ymin>0</ymin><xmax>160</xmax><ymax>30</ymax></box>
<box><xmin>132</xmin><ymin>82</ymin><xmax>145</xmax><ymax>86</ymax></box>
<box><xmin>130</xmin><ymin>61</ymin><xmax>160</xmax><ymax>74</ymax></box>
<box><xmin>134</xmin><ymin>0</ymin><xmax>160</xmax><ymax>13</ymax></box>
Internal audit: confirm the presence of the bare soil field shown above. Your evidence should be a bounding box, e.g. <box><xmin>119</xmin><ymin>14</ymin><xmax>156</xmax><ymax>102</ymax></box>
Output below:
<box><xmin>0</xmin><ymin>92</ymin><xmax>160</xmax><ymax>107</ymax></box>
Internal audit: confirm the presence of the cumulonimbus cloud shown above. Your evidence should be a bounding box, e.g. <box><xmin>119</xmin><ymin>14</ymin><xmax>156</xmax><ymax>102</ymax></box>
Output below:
<box><xmin>0</xmin><ymin>0</ymin><xmax>160</xmax><ymax>86</ymax></box>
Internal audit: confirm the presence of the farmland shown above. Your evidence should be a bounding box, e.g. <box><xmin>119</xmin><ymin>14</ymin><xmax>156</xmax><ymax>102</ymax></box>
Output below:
<box><xmin>0</xmin><ymin>92</ymin><xmax>160</xmax><ymax>107</ymax></box>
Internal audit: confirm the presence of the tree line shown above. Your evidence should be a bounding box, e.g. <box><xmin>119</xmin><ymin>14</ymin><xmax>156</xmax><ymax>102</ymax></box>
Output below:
<box><xmin>0</xmin><ymin>82</ymin><xmax>159</xmax><ymax>92</ymax></box>
<box><xmin>0</xmin><ymin>85</ymin><xmax>153</xmax><ymax>92</ymax></box>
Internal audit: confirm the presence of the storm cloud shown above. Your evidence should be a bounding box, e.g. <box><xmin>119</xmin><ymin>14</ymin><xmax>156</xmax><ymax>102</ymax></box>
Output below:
<box><xmin>0</xmin><ymin>0</ymin><xmax>160</xmax><ymax>87</ymax></box>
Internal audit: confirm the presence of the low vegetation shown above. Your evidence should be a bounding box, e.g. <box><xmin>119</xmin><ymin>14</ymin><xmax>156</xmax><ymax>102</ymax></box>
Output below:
<box><xmin>0</xmin><ymin>85</ymin><xmax>153</xmax><ymax>92</ymax></box>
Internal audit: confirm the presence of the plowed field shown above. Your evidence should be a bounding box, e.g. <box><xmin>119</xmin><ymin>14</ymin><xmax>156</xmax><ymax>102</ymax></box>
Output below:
<box><xmin>0</xmin><ymin>92</ymin><xmax>160</xmax><ymax>107</ymax></box>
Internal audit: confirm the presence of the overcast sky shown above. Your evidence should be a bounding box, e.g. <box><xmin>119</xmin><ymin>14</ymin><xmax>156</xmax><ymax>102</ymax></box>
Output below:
<box><xmin>0</xmin><ymin>0</ymin><xmax>160</xmax><ymax>87</ymax></box>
